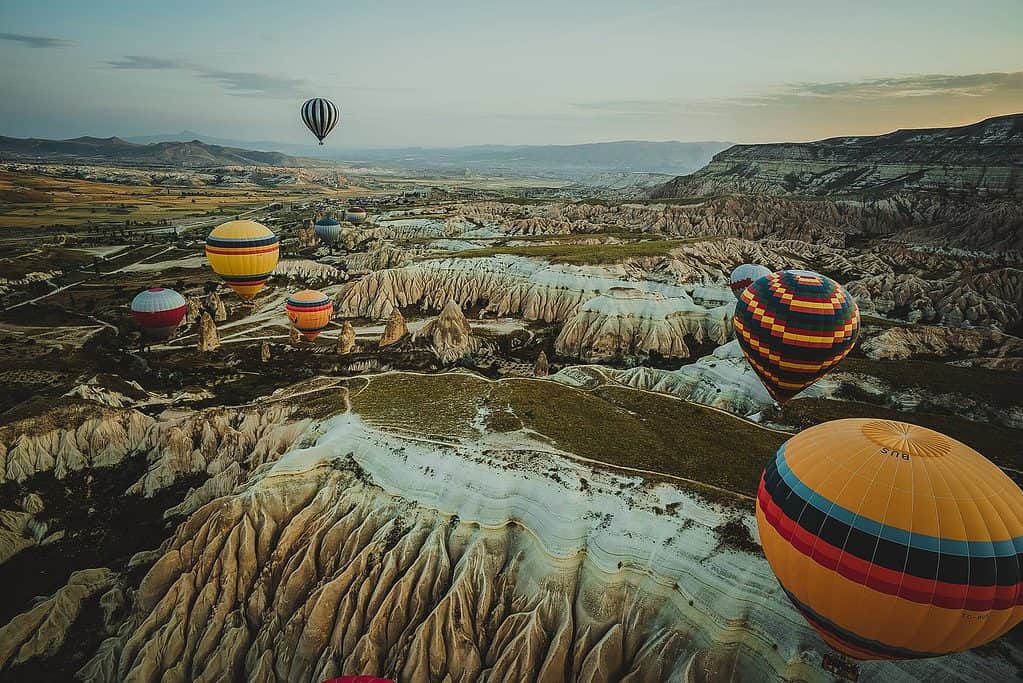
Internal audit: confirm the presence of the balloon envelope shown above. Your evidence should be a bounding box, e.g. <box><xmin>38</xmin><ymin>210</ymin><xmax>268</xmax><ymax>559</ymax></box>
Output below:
<box><xmin>301</xmin><ymin>98</ymin><xmax>340</xmax><ymax>145</ymax></box>
<box><xmin>286</xmin><ymin>289</ymin><xmax>333</xmax><ymax>341</ymax></box>
<box><xmin>757</xmin><ymin>418</ymin><xmax>1023</xmax><ymax>659</ymax></box>
<box><xmin>345</xmin><ymin>207</ymin><xmax>367</xmax><ymax>224</ymax></box>
<box><xmin>205</xmin><ymin>220</ymin><xmax>279</xmax><ymax>300</ymax></box>
<box><xmin>130</xmin><ymin>287</ymin><xmax>186</xmax><ymax>339</ymax></box>
<box><xmin>733</xmin><ymin>269</ymin><xmax>858</xmax><ymax>402</ymax></box>
<box><xmin>314</xmin><ymin>217</ymin><xmax>342</xmax><ymax>244</ymax></box>
<box><xmin>728</xmin><ymin>263</ymin><xmax>771</xmax><ymax>299</ymax></box>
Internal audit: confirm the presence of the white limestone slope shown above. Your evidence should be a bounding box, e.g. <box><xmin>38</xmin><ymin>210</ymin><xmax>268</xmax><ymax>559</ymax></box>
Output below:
<box><xmin>554</xmin><ymin>287</ymin><xmax>733</xmax><ymax>361</ymax></box>
<box><xmin>336</xmin><ymin>255</ymin><xmax>716</xmax><ymax>323</ymax></box>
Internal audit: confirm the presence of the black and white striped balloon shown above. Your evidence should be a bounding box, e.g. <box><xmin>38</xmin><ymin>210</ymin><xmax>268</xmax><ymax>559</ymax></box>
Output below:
<box><xmin>301</xmin><ymin>98</ymin><xmax>340</xmax><ymax>145</ymax></box>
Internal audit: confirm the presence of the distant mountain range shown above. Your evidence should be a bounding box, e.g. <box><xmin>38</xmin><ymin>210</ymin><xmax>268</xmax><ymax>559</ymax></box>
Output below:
<box><xmin>1</xmin><ymin>132</ymin><xmax>732</xmax><ymax>181</ymax></box>
<box><xmin>0</xmin><ymin>135</ymin><xmax>315</xmax><ymax>167</ymax></box>
<box><xmin>652</xmin><ymin>113</ymin><xmax>1023</xmax><ymax>198</ymax></box>
<box><xmin>336</xmin><ymin>141</ymin><xmax>733</xmax><ymax>178</ymax></box>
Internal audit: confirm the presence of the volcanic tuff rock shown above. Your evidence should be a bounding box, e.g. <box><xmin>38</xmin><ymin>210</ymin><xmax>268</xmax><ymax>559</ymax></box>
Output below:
<box><xmin>861</xmin><ymin>324</ymin><xmax>1023</xmax><ymax>369</ymax></box>
<box><xmin>378</xmin><ymin>308</ymin><xmax>408</xmax><ymax>348</ymax></box>
<box><xmin>534</xmin><ymin>350</ymin><xmax>549</xmax><ymax>377</ymax></box>
<box><xmin>261</xmin><ymin>341</ymin><xmax>272</xmax><ymax>362</ymax></box>
<box><xmin>413</xmin><ymin>300</ymin><xmax>480</xmax><ymax>363</ymax></box>
<box><xmin>69</xmin><ymin>413</ymin><xmax>1017</xmax><ymax>683</ymax></box>
<box><xmin>846</xmin><ymin>267</ymin><xmax>1022</xmax><ymax>330</ymax></box>
<box><xmin>651</xmin><ymin>114</ymin><xmax>1023</xmax><ymax>199</ymax></box>
<box><xmin>0</xmin><ymin>568</ymin><xmax>118</xmax><ymax>669</ymax></box>
<box><xmin>554</xmin><ymin>287</ymin><xmax>732</xmax><ymax>362</ymax></box>
<box><xmin>290</xmin><ymin>325</ymin><xmax>302</xmax><ymax>346</ymax></box>
<box><xmin>336</xmin><ymin>256</ymin><xmax>718</xmax><ymax>324</ymax></box>
<box><xmin>0</xmin><ymin>402</ymin><xmax>153</xmax><ymax>484</ymax></box>
<box><xmin>205</xmin><ymin>291</ymin><xmax>227</xmax><ymax>322</ymax></box>
<box><xmin>196</xmin><ymin>312</ymin><xmax>219</xmax><ymax>352</ymax></box>
<box><xmin>336</xmin><ymin>321</ymin><xmax>356</xmax><ymax>354</ymax></box>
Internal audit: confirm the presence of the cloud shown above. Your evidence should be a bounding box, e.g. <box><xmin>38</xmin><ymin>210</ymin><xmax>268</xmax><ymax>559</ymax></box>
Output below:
<box><xmin>0</xmin><ymin>33</ymin><xmax>72</xmax><ymax>48</ymax></box>
<box><xmin>731</xmin><ymin>71</ymin><xmax>1023</xmax><ymax>107</ymax></box>
<box><xmin>198</xmin><ymin>70</ymin><xmax>306</xmax><ymax>98</ymax></box>
<box><xmin>106</xmin><ymin>55</ymin><xmax>187</xmax><ymax>70</ymax></box>
<box><xmin>104</xmin><ymin>54</ymin><xmax>306</xmax><ymax>98</ymax></box>
<box><xmin>573</xmin><ymin>71</ymin><xmax>1023</xmax><ymax>116</ymax></box>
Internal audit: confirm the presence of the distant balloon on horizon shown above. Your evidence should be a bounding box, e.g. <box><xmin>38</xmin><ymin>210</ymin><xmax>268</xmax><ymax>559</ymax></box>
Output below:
<box><xmin>301</xmin><ymin>98</ymin><xmax>340</xmax><ymax>145</ymax></box>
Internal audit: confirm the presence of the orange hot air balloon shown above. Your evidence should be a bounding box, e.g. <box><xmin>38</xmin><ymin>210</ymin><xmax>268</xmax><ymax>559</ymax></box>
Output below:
<box><xmin>205</xmin><ymin>220</ymin><xmax>279</xmax><ymax>300</ymax></box>
<box><xmin>285</xmin><ymin>289</ymin><xmax>333</xmax><ymax>341</ymax></box>
<box><xmin>757</xmin><ymin>419</ymin><xmax>1023</xmax><ymax>660</ymax></box>
<box><xmin>733</xmin><ymin>269</ymin><xmax>858</xmax><ymax>403</ymax></box>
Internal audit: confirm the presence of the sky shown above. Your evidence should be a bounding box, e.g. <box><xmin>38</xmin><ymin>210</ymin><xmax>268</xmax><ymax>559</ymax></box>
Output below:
<box><xmin>1</xmin><ymin>0</ymin><xmax>1021</xmax><ymax>148</ymax></box>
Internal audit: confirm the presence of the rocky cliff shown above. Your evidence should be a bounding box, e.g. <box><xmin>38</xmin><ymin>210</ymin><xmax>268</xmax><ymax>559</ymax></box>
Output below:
<box><xmin>652</xmin><ymin>113</ymin><xmax>1023</xmax><ymax>199</ymax></box>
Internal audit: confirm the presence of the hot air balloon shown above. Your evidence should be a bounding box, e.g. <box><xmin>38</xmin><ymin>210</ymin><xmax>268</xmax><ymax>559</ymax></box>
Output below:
<box><xmin>314</xmin><ymin>217</ymin><xmax>342</xmax><ymax>244</ymax></box>
<box><xmin>728</xmin><ymin>263</ymin><xmax>771</xmax><ymax>299</ymax></box>
<box><xmin>205</xmin><ymin>220</ymin><xmax>279</xmax><ymax>301</ymax></box>
<box><xmin>733</xmin><ymin>269</ymin><xmax>858</xmax><ymax>403</ymax></box>
<box><xmin>345</xmin><ymin>206</ymin><xmax>367</xmax><ymax>225</ymax></box>
<box><xmin>285</xmin><ymin>289</ymin><xmax>333</xmax><ymax>341</ymax></box>
<box><xmin>130</xmin><ymin>287</ymin><xmax>186</xmax><ymax>340</ymax></box>
<box><xmin>301</xmin><ymin>98</ymin><xmax>340</xmax><ymax>145</ymax></box>
<box><xmin>757</xmin><ymin>418</ymin><xmax>1023</xmax><ymax>660</ymax></box>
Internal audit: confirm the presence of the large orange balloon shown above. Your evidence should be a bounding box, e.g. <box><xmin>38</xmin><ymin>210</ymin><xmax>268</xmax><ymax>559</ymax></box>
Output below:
<box><xmin>285</xmin><ymin>289</ymin><xmax>333</xmax><ymax>341</ymax></box>
<box><xmin>756</xmin><ymin>419</ymin><xmax>1023</xmax><ymax>660</ymax></box>
<box><xmin>733</xmin><ymin>270</ymin><xmax>858</xmax><ymax>403</ymax></box>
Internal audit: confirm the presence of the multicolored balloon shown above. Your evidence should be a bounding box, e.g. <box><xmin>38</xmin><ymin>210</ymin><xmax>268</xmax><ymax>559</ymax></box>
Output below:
<box><xmin>733</xmin><ymin>269</ymin><xmax>858</xmax><ymax>403</ymax></box>
<box><xmin>757</xmin><ymin>418</ymin><xmax>1023</xmax><ymax>660</ymax></box>
<box><xmin>314</xmin><ymin>217</ymin><xmax>341</xmax><ymax>244</ymax></box>
<box><xmin>285</xmin><ymin>289</ymin><xmax>333</xmax><ymax>341</ymax></box>
<box><xmin>130</xmin><ymin>287</ymin><xmax>186</xmax><ymax>340</ymax></box>
<box><xmin>205</xmin><ymin>220</ymin><xmax>279</xmax><ymax>301</ymax></box>
<box><xmin>728</xmin><ymin>263</ymin><xmax>771</xmax><ymax>299</ymax></box>
<box><xmin>301</xmin><ymin>97</ymin><xmax>340</xmax><ymax>145</ymax></box>
<box><xmin>345</xmin><ymin>207</ymin><xmax>367</xmax><ymax>225</ymax></box>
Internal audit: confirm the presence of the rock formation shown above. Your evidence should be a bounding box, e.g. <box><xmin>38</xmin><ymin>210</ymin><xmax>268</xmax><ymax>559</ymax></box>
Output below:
<box><xmin>0</xmin><ymin>568</ymin><xmax>117</xmax><ymax>670</ymax></box>
<box><xmin>205</xmin><ymin>291</ymin><xmax>227</xmax><ymax>322</ymax></box>
<box><xmin>260</xmin><ymin>341</ymin><xmax>271</xmax><ymax>362</ymax></box>
<box><xmin>534</xmin><ymin>350</ymin><xmax>549</xmax><ymax>377</ymax></box>
<box><xmin>196</xmin><ymin>312</ymin><xmax>219</xmax><ymax>352</ymax></box>
<box><xmin>289</xmin><ymin>325</ymin><xmax>302</xmax><ymax>346</ymax></box>
<box><xmin>861</xmin><ymin>324</ymin><xmax>1023</xmax><ymax>369</ymax></box>
<box><xmin>413</xmin><ymin>300</ymin><xmax>479</xmax><ymax>363</ymax></box>
<box><xmin>651</xmin><ymin>113</ymin><xmax>1023</xmax><ymax>199</ymax></box>
<box><xmin>0</xmin><ymin>401</ymin><xmax>153</xmax><ymax>484</ymax></box>
<box><xmin>185</xmin><ymin>297</ymin><xmax>202</xmax><ymax>324</ymax></box>
<box><xmin>66</xmin><ymin>414</ymin><xmax>1018</xmax><ymax>683</ymax></box>
<box><xmin>335</xmin><ymin>321</ymin><xmax>356</xmax><ymax>354</ymax></box>
<box><xmin>297</xmin><ymin>219</ymin><xmax>317</xmax><ymax>247</ymax></box>
<box><xmin>378</xmin><ymin>308</ymin><xmax>408</xmax><ymax>348</ymax></box>
<box><xmin>336</xmin><ymin>256</ymin><xmax>724</xmax><ymax>324</ymax></box>
<box><xmin>554</xmin><ymin>287</ymin><xmax>732</xmax><ymax>362</ymax></box>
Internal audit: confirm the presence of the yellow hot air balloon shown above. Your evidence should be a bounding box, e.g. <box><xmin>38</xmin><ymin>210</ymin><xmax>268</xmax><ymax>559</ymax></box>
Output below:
<box><xmin>205</xmin><ymin>220</ymin><xmax>279</xmax><ymax>300</ymax></box>
<box><xmin>757</xmin><ymin>418</ymin><xmax>1023</xmax><ymax>660</ymax></box>
<box><xmin>285</xmin><ymin>289</ymin><xmax>333</xmax><ymax>341</ymax></box>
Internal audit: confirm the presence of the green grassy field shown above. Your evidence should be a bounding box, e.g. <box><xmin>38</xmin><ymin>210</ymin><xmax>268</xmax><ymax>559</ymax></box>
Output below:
<box><xmin>841</xmin><ymin>358</ymin><xmax>1020</xmax><ymax>407</ymax></box>
<box><xmin>348</xmin><ymin>372</ymin><xmax>783</xmax><ymax>500</ymax></box>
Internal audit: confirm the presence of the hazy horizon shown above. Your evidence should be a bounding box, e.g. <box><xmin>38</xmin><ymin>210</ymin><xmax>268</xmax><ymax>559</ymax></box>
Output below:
<box><xmin>2</xmin><ymin>0</ymin><xmax>1022</xmax><ymax>147</ymax></box>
